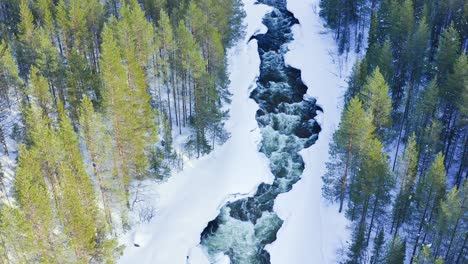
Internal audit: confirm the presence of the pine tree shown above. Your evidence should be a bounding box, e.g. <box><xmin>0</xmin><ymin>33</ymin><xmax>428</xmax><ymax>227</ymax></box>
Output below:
<box><xmin>384</xmin><ymin>235</ymin><xmax>406</xmax><ymax>264</ymax></box>
<box><xmin>100</xmin><ymin>22</ymin><xmax>133</xmax><ymax>203</ymax></box>
<box><xmin>359</xmin><ymin>67</ymin><xmax>392</xmax><ymax>137</ymax></box>
<box><xmin>0</xmin><ymin>204</ymin><xmax>34</xmax><ymax>263</ymax></box>
<box><xmin>55</xmin><ymin>0</ymin><xmax>69</xmax><ymax>55</ymax></box>
<box><xmin>29</xmin><ymin>66</ymin><xmax>53</xmax><ymax>116</ymax></box>
<box><xmin>435</xmin><ymin>24</ymin><xmax>460</xmax><ymax>85</ymax></box>
<box><xmin>58</xmin><ymin>163</ymin><xmax>97</xmax><ymax>262</ymax></box>
<box><xmin>411</xmin><ymin>79</ymin><xmax>439</xmax><ymax>137</ymax></box>
<box><xmin>17</xmin><ymin>0</ymin><xmax>35</xmax><ymax>77</ymax></box>
<box><xmin>100</xmin><ymin>20</ymin><xmax>158</xmax><ymax>206</ymax></box>
<box><xmin>367</xmin><ymin>13</ymin><xmax>379</xmax><ymax>50</ymax></box>
<box><xmin>388</xmin><ymin>0</ymin><xmax>414</xmax><ymax>103</ymax></box>
<box><xmin>414</xmin><ymin>245</ymin><xmax>445</xmax><ymax>264</ymax></box>
<box><xmin>407</xmin><ymin>17</ymin><xmax>429</xmax><ymax>88</ymax></box>
<box><xmin>118</xmin><ymin>0</ymin><xmax>155</xmax><ymax>66</ymax></box>
<box><xmin>347</xmin><ymin>222</ymin><xmax>367</xmax><ymax>264</ymax></box>
<box><xmin>444</xmin><ymin>54</ymin><xmax>467</xmax><ymax>115</ymax></box>
<box><xmin>57</xmin><ymin>104</ymin><xmax>101</xmax><ymax>260</ymax></box>
<box><xmin>35</xmin><ymin>27</ymin><xmax>66</xmax><ymax>102</ymax></box>
<box><xmin>442</xmin><ymin>54</ymin><xmax>467</xmax><ymax>162</ymax></box>
<box><xmin>15</xmin><ymin>144</ymin><xmax>59</xmax><ymax>262</ymax></box>
<box><xmin>371</xmin><ymin>227</ymin><xmax>385</xmax><ymax>264</ymax></box>
<box><xmin>348</xmin><ymin>136</ymin><xmax>392</xmax><ymax>243</ymax></box>
<box><xmin>0</xmin><ymin>41</ymin><xmax>22</xmax><ymax>104</ymax></box>
<box><xmin>66</xmin><ymin>50</ymin><xmax>101</xmax><ymax>120</ymax></box>
<box><xmin>410</xmin><ymin>153</ymin><xmax>447</xmax><ymax>263</ymax></box>
<box><xmin>157</xmin><ymin>9</ymin><xmax>175</xmax><ymax>125</ymax></box>
<box><xmin>376</xmin><ymin>40</ymin><xmax>393</xmax><ymax>86</ymax></box>
<box><xmin>433</xmin><ymin>183</ymin><xmax>466</xmax><ymax>263</ymax></box>
<box><xmin>67</xmin><ymin>0</ymin><xmax>103</xmax><ymax>59</ymax></box>
<box><xmin>35</xmin><ymin>0</ymin><xmax>54</xmax><ymax>33</ymax></box>
<box><xmin>142</xmin><ymin>0</ymin><xmax>167</xmax><ymax>22</ymax></box>
<box><xmin>175</xmin><ymin>19</ymin><xmax>198</xmax><ymax>128</ymax></box>
<box><xmin>79</xmin><ymin>96</ymin><xmax>114</xmax><ymax>232</ymax></box>
<box><xmin>322</xmin><ymin>97</ymin><xmax>374</xmax><ymax>213</ymax></box>
<box><xmin>345</xmin><ymin>58</ymin><xmax>368</xmax><ymax>105</ymax></box>
<box><xmin>418</xmin><ymin>120</ymin><xmax>444</xmax><ymax>175</ymax></box>
<box><xmin>391</xmin><ymin>133</ymin><xmax>419</xmax><ymax>236</ymax></box>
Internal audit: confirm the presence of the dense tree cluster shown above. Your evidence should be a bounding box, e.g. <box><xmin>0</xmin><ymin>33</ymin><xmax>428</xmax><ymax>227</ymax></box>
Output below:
<box><xmin>0</xmin><ymin>0</ymin><xmax>245</xmax><ymax>262</ymax></box>
<box><xmin>321</xmin><ymin>0</ymin><xmax>466</xmax><ymax>263</ymax></box>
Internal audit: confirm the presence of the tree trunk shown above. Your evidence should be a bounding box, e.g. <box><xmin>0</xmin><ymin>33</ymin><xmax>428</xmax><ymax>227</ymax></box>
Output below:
<box><xmin>0</xmin><ymin>126</ymin><xmax>8</xmax><ymax>156</ymax></box>
<box><xmin>171</xmin><ymin>64</ymin><xmax>179</xmax><ymax>128</ymax></box>
<box><xmin>410</xmin><ymin>187</ymin><xmax>434</xmax><ymax>264</ymax></box>
<box><xmin>366</xmin><ymin>196</ymin><xmax>380</xmax><ymax>246</ymax></box>
<box><xmin>455</xmin><ymin>136</ymin><xmax>467</xmax><ymax>188</ymax></box>
<box><xmin>445</xmin><ymin>193</ymin><xmax>465</xmax><ymax>260</ymax></box>
<box><xmin>92</xmin><ymin>161</ymin><xmax>114</xmax><ymax>235</ymax></box>
<box><xmin>455</xmin><ymin>233</ymin><xmax>467</xmax><ymax>264</ymax></box>
<box><xmin>393</xmin><ymin>80</ymin><xmax>414</xmax><ymax>171</ymax></box>
<box><xmin>339</xmin><ymin>139</ymin><xmax>353</xmax><ymax>213</ymax></box>
<box><xmin>167</xmin><ymin>83</ymin><xmax>172</xmax><ymax>127</ymax></box>
<box><xmin>182</xmin><ymin>71</ymin><xmax>187</xmax><ymax>126</ymax></box>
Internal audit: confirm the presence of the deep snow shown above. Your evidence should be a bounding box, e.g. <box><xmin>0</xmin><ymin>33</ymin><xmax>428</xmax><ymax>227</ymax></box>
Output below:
<box><xmin>267</xmin><ymin>0</ymin><xmax>352</xmax><ymax>263</ymax></box>
<box><xmin>118</xmin><ymin>2</ymin><xmax>274</xmax><ymax>263</ymax></box>
<box><xmin>119</xmin><ymin>0</ymin><xmax>356</xmax><ymax>263</ymax></box>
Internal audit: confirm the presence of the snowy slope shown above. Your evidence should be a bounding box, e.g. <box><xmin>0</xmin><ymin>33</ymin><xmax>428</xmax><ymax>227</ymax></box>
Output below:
<box><xmin>267</xmin><ymin>0</ymin><xmax>353</xmax><ymax>263</ymax></box>
<box><xmin>118</xmin><ymin>2</ymin><xmax>273</xmax><ymax>263</ymax></box>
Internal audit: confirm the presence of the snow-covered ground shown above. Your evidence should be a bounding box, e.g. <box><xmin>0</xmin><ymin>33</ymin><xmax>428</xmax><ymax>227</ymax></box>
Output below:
<box><xmin>267</xmin><ymin>0</ymin><xmax>353</xmax><ymax>263</ymax></box>
<box><xmin>118</xmin><ymin>2</ymin><xmax>274</xmax><ymax>263</ymax></box>
<box><xmin>119</xmin><ymin>0</ymin><xmax>357</xmax><ymax>263</ymax></box>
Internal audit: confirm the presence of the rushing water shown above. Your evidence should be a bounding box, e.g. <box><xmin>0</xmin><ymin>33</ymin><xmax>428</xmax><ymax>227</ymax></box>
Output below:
<box><xmin>200</xmin><ymin>0</ymin><xmax>321</xmax><ymax>262</ymax></box>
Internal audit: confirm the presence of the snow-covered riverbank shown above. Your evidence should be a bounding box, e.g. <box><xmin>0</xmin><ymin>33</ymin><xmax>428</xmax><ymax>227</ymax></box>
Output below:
<box><xmin>118</xmin><ymin>1</ymin><xmax>273</xmax><ymax>263</ymax></box>
<box><xmin>268</xmin><ymin>0</ymin><xmax>352</xmax><ymax>263</ymax></box>
<box><xmin>119</xmin><ymin>0</ymin><xmax>355</xmax><ymax>263</ymax></box>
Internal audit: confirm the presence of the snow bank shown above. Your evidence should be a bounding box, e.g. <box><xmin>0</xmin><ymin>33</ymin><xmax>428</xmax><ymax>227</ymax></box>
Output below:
<box><xmin>267</xmin><ymin>0</ymin><xmax>355</xmax><ymax>263</ymax></box>
<box><xmin>118</xmin><ymin>1</ymin><xmax>273</xmax><ymax>263</ymax></box>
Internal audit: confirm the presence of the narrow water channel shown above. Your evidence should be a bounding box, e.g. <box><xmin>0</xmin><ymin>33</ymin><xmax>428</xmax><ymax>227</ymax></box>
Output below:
<box><xmin>199</xmin><ymin>1</ymin><xmax>322</xmax><ymax>262</ymax></box>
